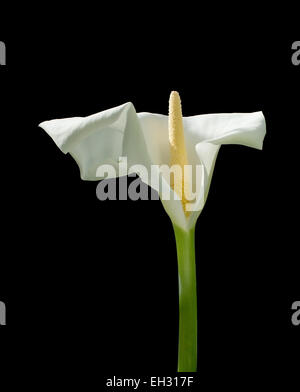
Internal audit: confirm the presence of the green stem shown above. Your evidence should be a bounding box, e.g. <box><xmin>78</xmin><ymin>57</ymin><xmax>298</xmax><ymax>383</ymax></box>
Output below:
<box><xmin>173</xmin><ymin>224</ymin><xmax>197</xmax><ymax>372</ymax></box>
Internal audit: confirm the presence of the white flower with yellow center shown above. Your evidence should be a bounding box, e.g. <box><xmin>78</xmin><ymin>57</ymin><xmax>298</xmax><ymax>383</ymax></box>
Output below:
<box><xmin>40</xmin><ymin>92</ymin><xmax>266</xmax><ymax>371</ymax></box>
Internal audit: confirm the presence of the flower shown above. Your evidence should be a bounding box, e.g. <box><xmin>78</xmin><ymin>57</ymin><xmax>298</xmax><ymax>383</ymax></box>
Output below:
<box><xmin>39</xmin><ymin>92</ymin><xmax>266</xmax><ymax>372</ymax></box>
<box><xmin>39</xmin><ymin>94</ymin><xmax>266</xmax><ymax>231</ymax></box>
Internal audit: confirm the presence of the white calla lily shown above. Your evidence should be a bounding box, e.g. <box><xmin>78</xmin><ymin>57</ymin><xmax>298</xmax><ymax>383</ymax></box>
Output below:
<box><xmin>39</xmin><ymin>92</ymin><xmax>266</xmax><ymax>372</ymax></box>
<box><xmin>39</xmin><ymin>99</ymin><xmax>265</xmax><ymax>231</ymax></box>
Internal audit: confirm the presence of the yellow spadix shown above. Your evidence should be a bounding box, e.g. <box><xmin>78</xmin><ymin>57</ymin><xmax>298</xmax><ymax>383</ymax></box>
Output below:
<box><xmin>168</xmin><ymin>91</ymin><xmax>190</xmax><ymax>216</ymax></box>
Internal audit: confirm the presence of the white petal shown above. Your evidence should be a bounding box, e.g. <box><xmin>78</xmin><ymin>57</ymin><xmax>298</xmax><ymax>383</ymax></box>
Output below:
<box><xmin>159</xmin><ymin>173</ymin><xmax>187</xmax><ymax>230</ymax></box>
<box><xmin>40</xmin><ymin>105</ymin><xmax>266</xmax><ymax>231</ymax></box>
<box><xmin>137</xmin><ymin>112</ymin><xmax>169</xmax><ymax>166</ymax></box>
<box><xmin>39</xmin><ymin>102</ymin><xmax>152</xmax><ymax>181</ymax></box>
<box><xmin>184</xmin><ymin>111</ymin><xmax>266</xmax><ymax>150</ymax></box>
<box><xmin>185</xmin><ymin>112</ymin><xmax>266</xmax><ymax>201</ymax></box>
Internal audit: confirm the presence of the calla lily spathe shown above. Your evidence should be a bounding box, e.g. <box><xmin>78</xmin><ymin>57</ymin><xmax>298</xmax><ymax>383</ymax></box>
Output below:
<box><xmin>39</xmin><ymin>102</ymin><xmax>266</xmax><ymax>231</ymax></box>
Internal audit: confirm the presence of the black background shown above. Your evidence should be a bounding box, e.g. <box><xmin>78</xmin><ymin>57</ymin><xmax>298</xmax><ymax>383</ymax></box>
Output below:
<box><xmin>0</xmin><ymin>15</ymin><xmax>299</xmax><ymax>389</ymax></box>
